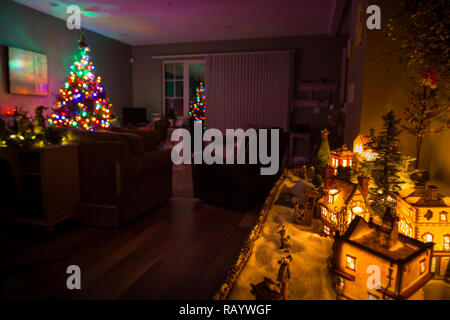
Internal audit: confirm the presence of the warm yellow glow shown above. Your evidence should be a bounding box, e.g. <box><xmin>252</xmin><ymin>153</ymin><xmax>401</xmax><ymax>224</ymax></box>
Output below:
<box><xmin>420</xmin><ymin>260</ymin><xmax>426</xmax><ymax>274</ymax></box>
<box><xmin>329</xmin><ymin>189</ymin><xmax>339</xmax><ymax>195</ymax></box>
<box><xmin>323</xmin><ymin>225</ymin><xmax>330</xmax><ymax>235</ymax></box>
<box><xmin>424</xmin><ymin>233</ymin><xmax>433</xmax><ymax>243</ymax></box>
<box><xmin>440</xmin><ymin>213</ymin><xmax>447</xmax><ymax>222</ymax></box>
<box><xmin>354</xmin><ymin>143</ymin><xmax>363</xmax><ymax>154</ymax></box>
<box><xmin>322</xmin><ymin>206</ymin><xmax>328</xmax><ymax>217</ymax></box>
<box><xmin>343</xmin><ymin>159</ymin><xmax>347</xmax><ymax>167</ymax></box>
<box><xmin>346</xmin><ymin>255</ymin><xmax>355</xmax><ymax>270</ymax></box>
<box><xmin>352</xmin><ymin>206</ymin><xmax>363</xmax><ymax>214</ymax></box>
<box><xmin>444</xmin><ymin>236</ymin><xmax>450</xmax><ymax>251</ymax></box>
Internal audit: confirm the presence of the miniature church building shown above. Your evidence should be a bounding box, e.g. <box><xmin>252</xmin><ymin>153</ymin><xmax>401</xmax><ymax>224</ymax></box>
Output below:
<box><xmin>395</xmin><ymin>183</ymin><xmax>450</xmax><ymax>278</ymax></box>
<box><xmin>317</xmin><ymin>166</ymin><xmax>371</xmax><ymax>237</ymax></box>
<box><xmin>331</xmin><ymin>208</ymin><xmax>435</xmax><ymax>300</ymax></box>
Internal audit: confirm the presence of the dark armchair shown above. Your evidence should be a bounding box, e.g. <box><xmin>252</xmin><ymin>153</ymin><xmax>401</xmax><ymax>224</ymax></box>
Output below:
<box><xmin>192</xmin><ymin>128</ymin><xmax>288</xmax><ymax>210</ymax></box>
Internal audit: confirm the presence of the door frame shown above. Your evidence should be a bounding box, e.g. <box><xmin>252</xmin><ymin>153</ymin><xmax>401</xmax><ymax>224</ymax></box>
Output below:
<box><xmin>161</xmin><ymin>59</ymin><xmax>205</xmax><ymax>118</ymax></box>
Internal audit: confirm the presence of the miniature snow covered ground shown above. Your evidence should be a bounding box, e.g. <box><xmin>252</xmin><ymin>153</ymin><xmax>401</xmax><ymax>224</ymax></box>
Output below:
<box><xmin>424</xmin><ymin>280</ymin><xmax>450</xmax><ymax>300</ymax></box>
<box><xmin>229</xmin><ymin>176</ymin><xmax>336</xmax><ymax>300</ymax></box>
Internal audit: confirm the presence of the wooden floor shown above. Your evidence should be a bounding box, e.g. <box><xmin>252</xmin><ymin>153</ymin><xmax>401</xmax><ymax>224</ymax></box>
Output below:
<box><xmin>0</xmin><ymin>196</ymin><xmax>259</xmax><ymax>300</ymax></box>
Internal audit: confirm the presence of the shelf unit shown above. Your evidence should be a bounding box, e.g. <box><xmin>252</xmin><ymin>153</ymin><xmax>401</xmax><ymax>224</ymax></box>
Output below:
<box><xmin>288</xmin><ymin>81</ymin><xmax>339</xmax><ymax>167</ymax></box>
<box><xmin>0</xmin><ymin>143</ymin><xmax>80</xmax><ymax>232</ymax></box>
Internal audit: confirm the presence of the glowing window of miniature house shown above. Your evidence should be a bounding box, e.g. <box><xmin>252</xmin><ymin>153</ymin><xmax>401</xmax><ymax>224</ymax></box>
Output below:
<box><xmin>440</xmin><ymin>212</ymin><xmax>448</xmax><ymax>222</ymax></box>
<box><xmin>323</xmin><ymin>225</ymin><xmax>330</xmax><ymax>236</ymax></box>
<box><xmin>321</xmin><ymin>206</ymin><xmax>328</xmax><ymax>217</ymax></box>
<box><xmin>423</xmin><ymin>233</ymin><xmax>433</xmax><ymax>243</ymax></box>
<box><xmin>444</xmin><ymin>235</ymin><xmax>450</xmax><ymax>251</ymax></box>
<box><xmin>343</xmin><ymin>159</ymin><xmax>347</xmax><ymax>167</ymax></box>
<box><xmin>330</xmin><ymin>213</ymin><xmax>337</xmax><ymax>224</ymax></box>
<box><xmin>328</xmin><ymin>189</ymin><xmax>339</xmax><ymax>204</ymax></box>
<box><xmin>431</xmin><ymin>257</ymin><xmax>437</xmax><ymax>273</ymax></box>
<box><xmin>346</xmin><ymin>255</ymin><xmax>356</xmax><ymax>271</ymax></box>
<box><xmin>420</xmin><ymin>259</ymin><xmax>426</xmax><ymax>274</ymax></box>
<box><xmin>349</xmin><ymin>206</ymin><xmax>363</xmax><ymax>224</ymax></box>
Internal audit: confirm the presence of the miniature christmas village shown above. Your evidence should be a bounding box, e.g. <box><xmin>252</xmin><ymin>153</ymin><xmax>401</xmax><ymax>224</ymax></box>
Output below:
<box><xmin>216</xmin><ymin>110</ymin><xmax>450</xmax><ymax>301</ymax></box>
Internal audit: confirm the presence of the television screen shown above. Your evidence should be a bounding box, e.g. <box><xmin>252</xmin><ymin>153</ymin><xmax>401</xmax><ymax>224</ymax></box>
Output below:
<box><xmin>8</xmin><ymin>47</ymin><xmax>48</xmax><ymax>96</ymax></box>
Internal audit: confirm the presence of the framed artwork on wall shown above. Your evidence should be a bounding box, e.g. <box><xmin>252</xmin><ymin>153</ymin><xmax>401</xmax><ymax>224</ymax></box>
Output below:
<box><xmin>8</xmin><ymin>46</ymin><xmax>49</xmax><ymax>96</ymax></box>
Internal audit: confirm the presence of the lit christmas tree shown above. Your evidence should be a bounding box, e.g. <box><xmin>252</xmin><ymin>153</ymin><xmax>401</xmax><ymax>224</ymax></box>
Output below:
<box><xmin>49</xmin><ymin>34</ymin><xmax>115</xmax><ymax>131</ymax></box>
<box><xmin>189</xmin><ymin>82</ymin><xmax>206</xmax><ymax>128</ymax></box>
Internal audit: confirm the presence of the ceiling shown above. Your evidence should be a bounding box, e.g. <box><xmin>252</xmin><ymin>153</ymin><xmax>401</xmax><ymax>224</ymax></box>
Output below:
<box><xmin>14</xmin><ymin>0</ymin><xmax>349</xmax><ymax>45</ymax></box>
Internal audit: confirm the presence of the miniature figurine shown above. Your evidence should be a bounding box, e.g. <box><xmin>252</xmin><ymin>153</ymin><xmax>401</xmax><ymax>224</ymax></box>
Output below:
<box><xmin>306</xmin><ymin>166</ymin><xmax>315</xmax><ymax>180</ymax></box>
<box><xmin>293</xmin><ymin>203</ymin><xmax>305</xmax><ymax>224</ymax></box>
<box><xmin>278</xmin><ymin>225</ymin><xmax>287</xmax><ymax>248</ymax></box>
<box><xmin>281</xmin><ymin>235</ymin><xmax>292</xmax><ymax>250</ymax></box>
<box><xmin>33</xmin><ymin>106</ymin><xmax>48</xmax><ymax>136</ymax></box>
<box><xmin>250</xmin><ymin>277</ymin><xmax>282</xmax><ymax>300</ymax></box>
<box><xmin>277</xmin><ymin>254</ymin><xmax>293</xmax><ymax>300</ymax></box>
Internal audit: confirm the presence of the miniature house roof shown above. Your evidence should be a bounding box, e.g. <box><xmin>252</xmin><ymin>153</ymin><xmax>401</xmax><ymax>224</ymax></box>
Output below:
<box><xmin>341</xmin><ymin>216</ymin><xmax>433</xmax><ymax>263</ymax></box>
<box><xmin>397</xmin><ymin>187</ymin><xmax>450</xmax><ymax>208</ymax></box>
<box><xmin>331</xmin><ymin>144</ymin><xmax>354</xmax><ymax>157</ymax></box>
<box><xmin>325</xmin><ymin>177</ymin><xmax>363</xmax><ymax>205</ymax></box>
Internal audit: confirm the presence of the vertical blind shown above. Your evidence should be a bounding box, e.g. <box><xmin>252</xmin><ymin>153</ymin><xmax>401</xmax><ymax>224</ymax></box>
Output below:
<box><xmin>205</xmin><ymin>51</ymin><xmax>292</xmax><ymax>132</ymax></box>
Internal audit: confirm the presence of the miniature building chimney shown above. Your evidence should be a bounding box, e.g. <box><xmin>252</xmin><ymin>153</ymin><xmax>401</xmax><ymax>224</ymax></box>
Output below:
<box><xmin>381</xmin><ymin>207</ymin><xmax>395</xmax><ymax>230</ymax></box>
<box><xmin>323</xmin><ymin>166</ymin><xmax>334</xmax><ymax>191</ymax></box>
<box><xmin>427</xmin><ymin>185</ymin><xmax>439</xmax><ymax>201</ymax></box>
<box><xmin>388</xmin><ymin>216</ymin><xmax>399</xmax><ymax>248</ymax></box>
<box><xmin>357</xmin><ymin>176</ymin><xmax>370</xmax><ymax>198</ymax></box>
<box><xmin>379</xmin><ymin>207</ymin><xmax>399</xmax><ymax>249</ymax></box>
<box><xmin>414</xmin><ymin>182</ymin><xmax>426</xmax><ymax>197</ymax></box>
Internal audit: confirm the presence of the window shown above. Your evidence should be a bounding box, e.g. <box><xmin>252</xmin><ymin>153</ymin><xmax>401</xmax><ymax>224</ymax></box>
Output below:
<box><xmin>321</xmin><ymin>206</ymin><xmax>328</xmax><ymax>218</ymax></box>
<box><xmin>349</xmin><ymin>159</ymin><xmax>352</xmax><ymax>166</ymax></box>
<box><xmin>330</xmin><ymin>213</ymin><xmax>338</xmax><ymax>224</ymax></box>
<box><xmin>338</xmin><ymin>276</ymin><xmax>344</xmax><ymax>289</ymax></box>
<box><xmin>440</xmin><ymin>212</ymin><xmax>448</xmax><ymax>222</ymax></box>
<box><xmin>444</xmin><ymin>235</ymin><xmax>450</xmax><ymax>251</ymax></box>
<box><xmin>323</xmin><ymin>225</ymin><xmax>330</xmax><ymax>236</ymax></box>
<box><xmin>343</xmin><ymin>159</ymin><xmax>347</xmax><ymax>167</ymax></box>
<box><xmin>423</xmin><ymin>233</ymin><xmax>433</xmax><ymax>243</ymax></box>
<box><xmin>346</xmin><ymin>255</ymin><xmax>356</xmax><ymax>271</ymax></box>
<box><xmin>328</xmin><ymin>189</ymin><xmax>338</xmax><ymax>204</ymax></box>
<box><xmin>431</xmin><ymin>257</ymin><xmax>437</xmax><ymax>273</ymax></box>
<box><xmin>419</xmin><ymin>259</ymin><xmax>426</xmax><ymax>274</ymax></box>
<box><xmin>163</xmin><ymin>60</ymin><xmax>205</xmax><ymax>119</ymax></box>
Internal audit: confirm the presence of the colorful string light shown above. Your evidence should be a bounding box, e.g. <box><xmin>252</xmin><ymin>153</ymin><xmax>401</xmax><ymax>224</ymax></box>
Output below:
<box><xmin>49</xmin><ymin>41</ymin><xmax>115</xmax><ymax>131</ymax></box>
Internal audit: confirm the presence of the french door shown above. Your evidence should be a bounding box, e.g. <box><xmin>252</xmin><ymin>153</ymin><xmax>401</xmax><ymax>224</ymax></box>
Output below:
<box><xmin>162</xmin><ymin>60</ymin><xmax>205</xmax><ymax>120</ymax></box>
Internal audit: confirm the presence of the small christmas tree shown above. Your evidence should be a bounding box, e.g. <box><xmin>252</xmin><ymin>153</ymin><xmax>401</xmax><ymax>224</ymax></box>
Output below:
<box><xmin>189</xmin><ymin>82</ymin><xmax>206</xmax><ymax>128</ymax></box>
<box><xmin>403</xmin><ymin>68</ymin><xmax>449</xmax><ymax>169</ymax></box>
<box><xmin>312</xmin><ymin>129</ymin><xmax>331</xmax><ymax>188</ymax></box>
<box><xmin>367</xmin><ymin>110</ymin><xmax>404</xmax><ymax>214</ymax></box>
<box><xmin>49</xmin><ymin>34</ymin><xmax>115</xmax><ymax>131</ymax></box>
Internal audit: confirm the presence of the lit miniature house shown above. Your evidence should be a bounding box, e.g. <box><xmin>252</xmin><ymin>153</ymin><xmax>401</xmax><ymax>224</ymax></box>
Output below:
<box><xmin>317</xmin><ymin>167</ymin><xmax>371</xmax><ymax>237</ymax></box>
<box><xmin>330</xmin><ymin>144</ymin><xmax>355</xmax><ymax>170</ymax></box>
<box><xmin>395</xmin><ymin>183</ymin><xmax>450</xmax><ymax>278</ymax></box>
<box><xmin>331</xmin><ymin>209</ymin><xmax>435</xmax><ymax>300</ymax></box>
<box><xmin>353</xmin><ymin>133</ymin><xmax>377</xmax><ymax>162</ymax></box>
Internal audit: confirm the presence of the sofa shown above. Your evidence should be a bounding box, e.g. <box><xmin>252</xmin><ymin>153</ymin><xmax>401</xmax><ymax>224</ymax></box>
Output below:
<box><xmin>192</xmin><ymin>127</ymin><xmax>288</xmax><ymax>210</ymax></box>
<box><xmin>57</xmin><ymin>126</ymin><xmax>172</xmax><ymax>227</ymax></box>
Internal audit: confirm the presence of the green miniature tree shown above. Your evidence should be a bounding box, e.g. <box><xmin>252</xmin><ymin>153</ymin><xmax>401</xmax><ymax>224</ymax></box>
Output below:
<box><xmin>367</xmin><ymin>111</ymin><xmax>404</xmax><ymax>214</ymax></box>
<box><xmin>316</xmin><ymin>128</ymin><xmax>331</xmax><ymax>172</ymax></box>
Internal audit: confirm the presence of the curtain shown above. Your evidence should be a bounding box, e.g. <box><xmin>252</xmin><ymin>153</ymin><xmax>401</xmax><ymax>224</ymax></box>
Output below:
<box><xmin>205</xmin><ymin>51</ymin><xmax>292</xmax><ymax>132</ymax></box>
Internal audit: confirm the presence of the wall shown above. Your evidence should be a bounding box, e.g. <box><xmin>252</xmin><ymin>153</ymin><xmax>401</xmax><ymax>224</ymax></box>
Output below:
<box><xmin>343</xmin><ymin>0</ymin><xmax>368</xmax><ymax>147</ymax></box>
<box><xmin>361</xmin><ymin>0</ymin><xmax>450</xmax><ymax>184</ymax></box>
<box><xmin>132</xmin><ymin>35</ymin><xmax>348</xmax><ymax>148</ymax></box>
<box><xmin>0</xmin><ymin>0</ymin><xmax>133</xmax><ymax>118</ymax></box>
